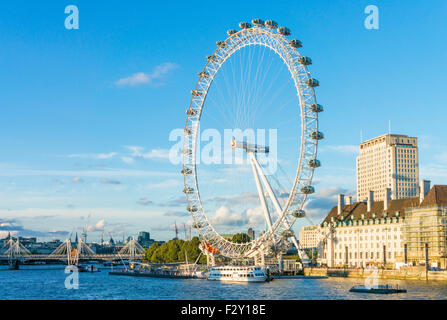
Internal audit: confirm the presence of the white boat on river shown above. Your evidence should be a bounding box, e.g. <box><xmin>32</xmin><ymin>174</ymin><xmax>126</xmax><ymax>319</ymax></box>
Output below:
<box><xmin>207</xmin><ymin>266</ymin><xmax>267</xmax><ymax>283</ymax></box>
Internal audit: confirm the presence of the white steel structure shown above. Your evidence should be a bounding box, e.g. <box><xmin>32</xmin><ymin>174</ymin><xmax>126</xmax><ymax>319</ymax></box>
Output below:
<box><xmin>182</xmin><ymin>19</ymin><xmax>323</xmax><ymax>261</ymax></box>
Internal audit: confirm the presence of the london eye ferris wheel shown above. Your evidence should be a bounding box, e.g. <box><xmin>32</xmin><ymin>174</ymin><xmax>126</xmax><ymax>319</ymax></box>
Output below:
<box><xmin>182</xmin><ymin>19</ymin><xmax>324</xmax><ymax>262</ymax></box>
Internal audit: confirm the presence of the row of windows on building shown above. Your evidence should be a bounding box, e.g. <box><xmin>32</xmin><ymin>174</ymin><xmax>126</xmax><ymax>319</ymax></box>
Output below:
<box><xmin>332</xmin><ymin>251</ymin><xmax>400</xmax><ymax>260</ymax></box>
<box><xmin>336</xmin><ymin>241</ymin><xmax>400</xmax><ymax>249</ymax></box>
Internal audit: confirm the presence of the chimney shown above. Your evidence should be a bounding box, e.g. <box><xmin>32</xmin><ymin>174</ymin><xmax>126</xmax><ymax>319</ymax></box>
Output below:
<box><xmin>419</xmin><ymin>180</ymin><xmax>431</xmax><ymax>204</ymax></box>
<box><xmin>337</xmin><ymin>194</ymin><xmax>345</xmax><ymax>215</ymax></box>
<box><xmin>367</xmin><ymin>190</ymin><xmax>374</xmax><ymax>212</ymax></box>
<box><xmin>345</xmin><ymin>196</ymin><xmax>352</xmax><ymax>206</ymax></box>
<box><xmin>384</xmin><ymin>188</ymin><xmax>391</xmax><ymax>211</ymax></box>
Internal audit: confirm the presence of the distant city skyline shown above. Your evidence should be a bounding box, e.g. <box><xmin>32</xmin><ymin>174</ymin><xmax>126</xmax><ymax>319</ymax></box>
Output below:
<box><xmin>1</xmin><ymin>1</ymin><xmax>447</xmax><ymax>241</ymax></box>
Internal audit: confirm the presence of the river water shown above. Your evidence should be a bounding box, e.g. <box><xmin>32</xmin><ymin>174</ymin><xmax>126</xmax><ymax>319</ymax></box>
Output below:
<box><xmin>0</xmin><ymin>265</ymin><xmax>446</xmax><ymax>300</ymax></box>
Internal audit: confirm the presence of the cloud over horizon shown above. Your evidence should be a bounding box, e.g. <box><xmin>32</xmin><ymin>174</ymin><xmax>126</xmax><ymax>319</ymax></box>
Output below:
<box><xmin>115</xmin><ymin>62</ymin><xmax>178</xmax><ymax>87</ymax></box>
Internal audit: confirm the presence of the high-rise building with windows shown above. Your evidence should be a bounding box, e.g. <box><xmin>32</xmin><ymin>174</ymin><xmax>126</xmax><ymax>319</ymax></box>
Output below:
<box><xmin>356</xmin><ymin>134</ymin><xmax>419</xmax><ymax>202</ymax></box>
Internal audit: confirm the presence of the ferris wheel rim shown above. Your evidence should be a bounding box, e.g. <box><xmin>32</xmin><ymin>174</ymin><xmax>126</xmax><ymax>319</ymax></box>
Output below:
<box><xmin>182</xmin><ymin>20</ymin><xmax>322</xmax><ymax>258</ymax></box>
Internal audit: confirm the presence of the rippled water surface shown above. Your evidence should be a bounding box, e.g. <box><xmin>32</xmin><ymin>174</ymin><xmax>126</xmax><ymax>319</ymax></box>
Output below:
<box><xmin>1</xmin><ymin>265</ymin><xmax>446</xmax><ymax>300</ymax></box>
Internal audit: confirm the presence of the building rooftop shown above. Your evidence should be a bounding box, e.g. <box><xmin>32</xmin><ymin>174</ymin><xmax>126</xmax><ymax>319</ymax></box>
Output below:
<box><xmin>420</xmin><ymin>185</ymin><xmax>447</xmax><ymax>207</ymax></box>
<box><xmin>321</xmin><ymin>185</ymin><xmax>447</xmax><ymax>226</ymax></box>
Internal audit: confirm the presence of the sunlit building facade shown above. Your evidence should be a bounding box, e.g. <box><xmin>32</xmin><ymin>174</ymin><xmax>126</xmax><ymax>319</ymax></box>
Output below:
<box><xmin>356</xmin><ymin>134</ymin><xmax>419</xmax><ymax>202</ymax></box>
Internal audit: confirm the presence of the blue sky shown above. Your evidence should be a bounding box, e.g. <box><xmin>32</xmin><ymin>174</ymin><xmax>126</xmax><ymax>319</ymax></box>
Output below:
<box><xmin>0</xmin><ymin>0</ymin><xmax>446</xmax><ymax>242</ymax></box>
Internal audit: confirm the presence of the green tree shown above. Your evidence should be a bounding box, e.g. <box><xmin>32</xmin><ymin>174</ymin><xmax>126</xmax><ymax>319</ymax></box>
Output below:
<box><xmin>146</xmin><ymin>236</ymin><xmax>207</xmax><ymax>264</ymax></box>
<box><xmin>231</xmin><ymin>233</ymin><xmax>251</xmax><ymax>244</ymax></box>
<box><xmin>167</xmin><ymin>240</ymin><xmax>180</xmax><ymax>262</ymax></box>
<box><xmin>144</xmin><ymin>242</ymin><xmax>159</xmax><ymax>261</ymax></box>
<box><xmin>151</xmin><ymin>243</ymin><xmax>169</xmax><ymax>263</ymax></box>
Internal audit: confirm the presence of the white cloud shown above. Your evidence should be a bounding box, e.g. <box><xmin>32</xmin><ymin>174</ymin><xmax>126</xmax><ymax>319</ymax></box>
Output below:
<box><xmin>86</xmin><ymin>219</ymin><xmax>106</xmax><ymax>232</ymax></box>
<box><xmin>101</xmin><ymin>179</ymin><xmax>121</xmax><ymax>185</ymax></box>
<box><xmin>125</xmin><ymin>146</ymin><xmax>144</xmax><ymax>157</ymax></box>
<box><xmin>321</xmin><ymin>145</ymin><xmax>358</xmax><ymax>155</ymax></box>
<box><xmin>116</xmin><ymin>72</ymin><xmax>150</xmax><ymax>87</ymax></box>
<box><xmin>0</xmin><ymin>166</ymin><xmax>176</xmax><ymax>178</ymax></box>
<box><xmin>121</xmin><ymin>156</ymin><xmax>135</xmax><ymax>164</ymax></box>
<box><xmin>142</xmin><ymin>149</ymin><xmax>170</xmax><ymax>160</ymax></box>
<box><xmin>137</xmin><ymin>198</ymin><xmax>153</xmax><ymax>206</ymax></box>
<box><xmin>68</xmin><ymin>152</ymin><xmax>117</xmax><ymax>160</ymax></box>
<box><xmin>97</xmin><ymin>152</ymin><xmax>118</xmax><ymax>159</ymax></box>
<box><xmin>210</xmin><ymin>206</ymin><xmax>248</xmax><ymax>227</ymax></box>
<box><xmin>115</xmin><ymin>62</ymin><xmax>178</xmax><ymax>87</ymax></box>
<box><xmin>122</xmin><ymin>146</ymin><xmax>171</xmax><ymax>163</ymax></box>
<box><xmin>246</xmin><ymin>206</ymin><xmax>266</xmax><ymax>226</ymax></box>
<box><xmin>72</xmin><ymin>177</ymin><xmax>83</xmax><ymax>183</ymax></box>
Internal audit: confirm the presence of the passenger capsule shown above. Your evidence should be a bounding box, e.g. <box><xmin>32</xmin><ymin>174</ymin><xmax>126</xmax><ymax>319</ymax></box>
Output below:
<box><xmin>183</xmin><ymin>187</ymin><xmax>195</xmax><ymax>194</ymax></box>
<box><xmin>309</xmin><ymin>103</ymin><xmax>323</xmax><ymax>113</ymax></box>
<box><xmin>251</xmin><ymin>18</ymin><xmax>265</xmax><ymax>27</ymax></box>
<box><xmin>310</xmin><ymin>130</ymin><xmax>324</xmax><ymax>140</ymax></box>
<box><xmin>281</xmin><ymin>230</ymin><xmax>295</xmax><ymax>238</ymax></box>
<box><xmin>216</xmin><ymin>41</ymin><xmax>227</xmax><ymax>48</ymax></box>
<box><xmin>264</xmin><ymin>20</ymin><xmax>278</xmax><ymax>29</ymax></box>
<box><xmin>301</xmin><ymin>185</ymin><xmax>315</xmax><ymax>194</ymax></box>
<box><xmin>227</xmin><ymin>29</ymin><xmax>237</xmax><ymax>36</ymax></box>
<box><xmin>183</xmin><ymin>149</ymin><xmax>192</xmax><ymax>155</ymax></box>
<box><xmin>306</xmin><ymin>78</ymin><xmax>319</xmax><ymax>88</ymax></box>
<box><xmin>277</xmin><ymin>26</ymin><xmax>291</xmax><ymax>36</ymax></box>
<box><xmin>298</xmin><ymin>56</ymin><xmax>312</xmax><ymax>65</ymax></box>
<box><xmin>183</xmin><ymin>128</ymin><xmax>192</xmax><ymax>135</ymax></box>
<box><xmin>292</xmin><ymin>209</ymin><xmax>306</xmax><ymax>218</ymax></box>
<box><xmin>198</xmin><ymin>71</ymin><xmax>209</xmax><ymax>78</ymax></box>
<box><xmin>308</xmin><ymin>159</ymin><xmax>321</xmax><ymax>168</ymax></box>
<box><xmin>239</xmin><ymin>22</ymin><xmax>252</xmax><ymax>29</ymax></box>
<box><xmin>289</xmin><ymin>39</ymin><xmax>302</xmax><ymax>48</ymax></box>
<box><xmin>181</xmin><ymin>167</ymin><xmax>192</xmax><ymax>175</ymax></box>
<box><xmin>192</xmin><ymin>222</ymin><xmax>203</xmax><ymax>229</ymax></box>
<box><xmin>191</xmin><ymin>89</ymin><xmax>203</xmax><ymax>96</ymax></box>
<box><xmin>206</xmin><ymin>55</ymin><xmax>218</xmax><ymax>62</ymax></box>
<box><xmin>187</xmin><ymin>205</ymin><xmax>198</xmax><ymax>213</ymax></box>
<box><xmin>186</xmin><ymin>108</ymin><xmax>197</xmax><ymax>116</ymax></box>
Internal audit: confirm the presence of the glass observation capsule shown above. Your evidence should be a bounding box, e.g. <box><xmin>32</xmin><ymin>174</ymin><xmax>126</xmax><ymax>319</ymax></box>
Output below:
<box><xmin>305</xmin><ymin>78</ymin><xmax>320</xmax><ymax>87</ymax></box>
<box><xmin>310</xmin><ymin>130</ymin><xmax>324</xmax><ymax>140</ymax></box>
<box><xmin>298</xmin><ymin>56</ymin><xmax>312</xmax><ymax>65</ymax></box>
<box><xmin>216</xmin><ymin>41</ymin><xmax>227</xmax><ymax>48</ymax></box>
<box><xmin>181</xmin><ymin>167</ymin><xmax>192</xmax><ymax>175</ymax></box>
<box><xmin>265</xmin><ymin>20</ymin><xmax>278</xmax><ymax>29</ymax></box>
<box><xmin>191</xmin><ymin>89</ymin><xmax>203</xmax><ymax>96</ymax></box>
<box><xmin>308</xmin><ymin>159</ymin><xmax>321</xmax><ymax>168</ymax></box>
<box><xmin>301</xmin><ymin>185</ymin><xmax>315</xmax><ymax>194</ymax></box>
<box><xmin>292</xmin><ymin>209</ymin><xmax>306</xmax><ymax>218</ymax></box>
<box><xmin>192</xmin><ymin>222</ymin><xmax>203</xmax><ymax>229</ymax></box>
<box><xmin>309</xmin><ymin>103</ymin><xmax>323</xmax><ymax>112</ymax></box>
<box><xmin>289</xmin><ymin>39</ymin><xmax>302</xmax><ymax>48</ymax></box>
<box><xmin>186</xmin><ymin>108</ymin><xmax>197</xmax><ymax>116</ymax></box>
<box><xmin>187</xmin><ymin>205</ymin><xmax>198</xmax><ymax>213</ymax></box>
<box><xmin>282</xmin><ymin>230</ymin><xmax>295</xmax><ymax>238</ymax></box>
<box><xmin>183</xmin><ymin>187</ymin><xmax>195</xmax><ymax>194</ymax></box>
<box><xmin>251</xmin><ymin>18</ymin><xmax>265</xmax><ymax>27</ymax></box>
<box><xmin>277</xmin><ymin>26</ymin><xmax>291</xmax><ymax>36</ymax></box>
<box><xmin>198</xmin><ymin>71</ymin><xmax>209</xmax><ymax>78</ymax></box>
<box><xmin>206</xmin><ymin>55</ymin><xmax>218</xmax><ymax>62</ymax></box>
<box><xmin>239</xmin><ymin>22</ymin><xmax>252</xmax><ymax>29</ymax></box>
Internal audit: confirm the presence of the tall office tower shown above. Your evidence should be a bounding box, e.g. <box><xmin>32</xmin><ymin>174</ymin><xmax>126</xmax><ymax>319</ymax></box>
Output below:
<box><xmin>356</xmin><ymin>134</ymin><xmax>419</xmax><ymax>202</ymax></box>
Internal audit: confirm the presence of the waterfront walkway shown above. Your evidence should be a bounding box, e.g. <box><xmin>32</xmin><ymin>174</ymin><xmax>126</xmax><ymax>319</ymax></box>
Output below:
<box><xmin>304</xmin><ymin>267</ymin><xmax>447</xmax><ymax>281</ymax></box>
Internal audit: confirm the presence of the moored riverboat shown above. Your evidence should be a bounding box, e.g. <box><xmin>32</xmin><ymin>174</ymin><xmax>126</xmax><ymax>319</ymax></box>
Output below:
<box><xmin>349</xmin><ymin>284</ymin><xmax>407</xmax><ymax>294</ymax></box>
<box><xmin>207</xmin><ymin>266</ymin><xmax>268</xmax><ymax>283</ymax></box>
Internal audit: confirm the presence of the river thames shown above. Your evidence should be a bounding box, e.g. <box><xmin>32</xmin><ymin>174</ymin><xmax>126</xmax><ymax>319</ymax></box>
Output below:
<box><xmin>1</xmin><ymin>265</ymin><xmax>446</xmax><ymax>300</ymax></box>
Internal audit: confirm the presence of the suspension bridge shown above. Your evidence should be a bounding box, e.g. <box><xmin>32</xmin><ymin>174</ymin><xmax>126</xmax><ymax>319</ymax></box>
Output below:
<box><xmin>0</xmin><ymin>236</ymin><xmax>145</xmax><ymax>266</ymax></box>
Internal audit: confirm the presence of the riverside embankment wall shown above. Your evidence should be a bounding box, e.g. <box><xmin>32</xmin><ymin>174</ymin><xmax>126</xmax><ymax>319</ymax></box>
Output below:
<box><xmin>304</xmin><ymin>267</ymin><xmax>447</xmax><ymax>281</ymax></box>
